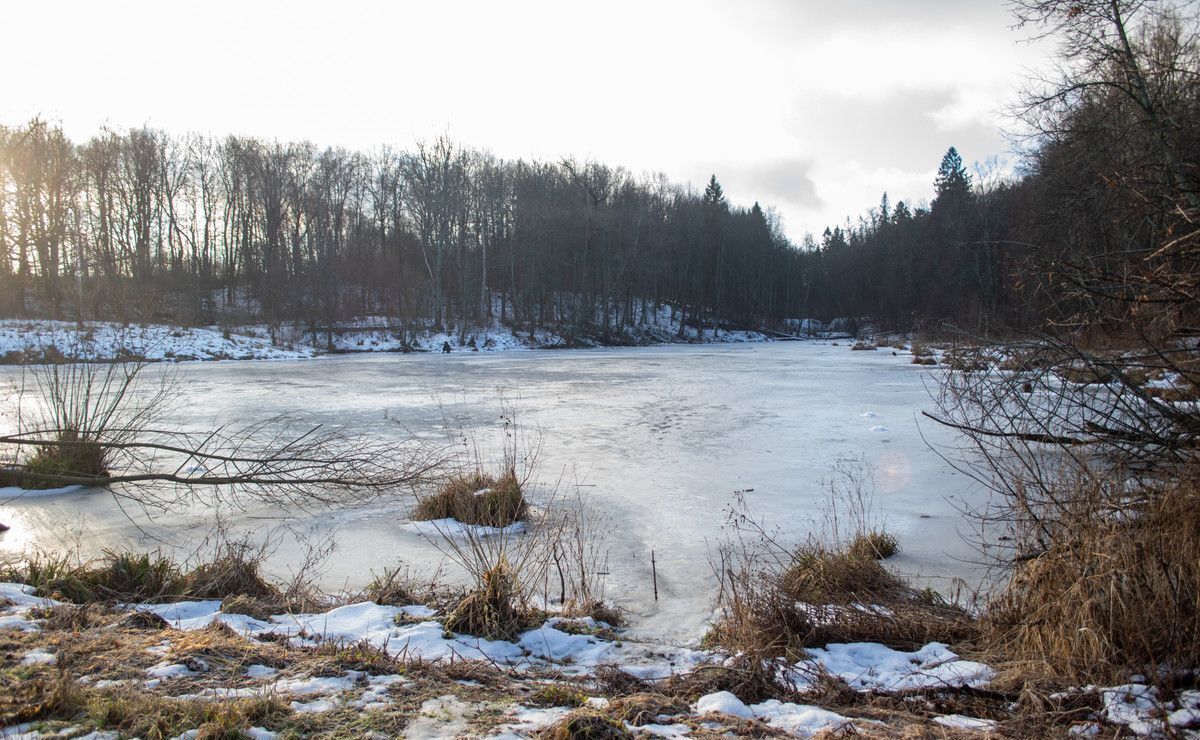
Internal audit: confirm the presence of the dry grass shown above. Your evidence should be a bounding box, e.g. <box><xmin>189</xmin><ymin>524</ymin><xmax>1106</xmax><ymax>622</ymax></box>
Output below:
<box><xmin>413</xmin><ymin>468</ymin><xmax>528</xmax><ymax>527</ymax></box>
<box><xmin>6</xmin><ymin>427</ymin><xmax>110</xmax><ymax>489</ymax></box>
<box><xmin>606</xmin><ymin>692</ymin><xmax>689</xmax><ymax>725</ymax></box>
<box><xmin>361</xmin><ymin>565</ymin><xmax>419</xmax><ymax>606</ymax></box>
<box><xmin>911</xmin><ymin>356</ymin><xmax>938</xmax><ymax>366</ymax></box>
<box><xmin>984</xmin><ymin>476</ymin><xmax>1200</xmax><ymax>683</ymax></box>
<box><xmin>534</xmin><ymin>709</ymin><xmax>634</xmax><ymax>739</ymax></box>
<box><xmin>2</xmin><ymin>669</ymin><xmax>289</xmax><ymax>738</ymax></box>
<box><xmin>711</xmin><ymin>540</ymin><xmax>975</xmax><ymax>657</ymax></box>
<box><xmin>182</xmin><ymin>543</ymin><xmax>280</xmax><ymax>603</ymax></box>
<box><xmin>1145</xmin><ymin>381</ymin><xmax>1200</xmax><ymax>402</ymax></box>
<box><xmin>1</xmin><ymin>539</ymin><xmax>282</xmax><ymax>607</ymax></box>
<box><xmin>850</xmin><ymin>342</ymin><xmax>878</xmax><ymax>351</ymax></box>
<box><xmin>529</xmin><ymin>684</ymin><xmax>590</xmax><ymax>708</ymax></box>
<box><xmin>218</xmin><ymin>595</ymin><xmax>278</xmax><ymax>620</ymax></box>
<box><xmin>1053</xmin><ymin>363</ymin><xmax>1115</xmax><ymax>385</ymax></box>
<box><xmin>443</xmin><ymin>560</ymin><xmax>539</xmax><ymax>640</ymax></box>
<box><xmin>847</xmin><ymin>531</ymin><xmax>899</xmax><ymax>560</ymax></box>
<box><xmin>943</xmin><ymin>351</ymin><xmax>990</xmax><ymax>373</ymax></box>
<box><xmin>662</xmin><ymin>655</ymin><xmax>796</xmax><ymax>704</ymax></box>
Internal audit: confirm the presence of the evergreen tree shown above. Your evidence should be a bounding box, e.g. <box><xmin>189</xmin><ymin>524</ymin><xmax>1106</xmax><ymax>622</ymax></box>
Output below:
<box><xmin>703</xmin><ymin>174</ymin><xmax>726</xmax><ymax>208</ymax></box>
<box><xmin>932</xmin><ymin>147</ymin><xmax>972</xmax><ymax>212</ymax></box>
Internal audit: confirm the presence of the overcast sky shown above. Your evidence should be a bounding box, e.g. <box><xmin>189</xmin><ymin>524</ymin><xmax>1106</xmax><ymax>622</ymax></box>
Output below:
<box><xmin>2</xmin><ymin>0</ymin><xmax>1051</xmax><ymax>241</ymax></box>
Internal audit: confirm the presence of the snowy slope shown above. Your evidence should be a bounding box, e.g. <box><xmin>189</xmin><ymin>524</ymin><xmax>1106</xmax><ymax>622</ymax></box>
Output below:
<box><xmin>0</xmin><ymin>320</ymin><xmax>316</xmax><ymax>362</ymax></box>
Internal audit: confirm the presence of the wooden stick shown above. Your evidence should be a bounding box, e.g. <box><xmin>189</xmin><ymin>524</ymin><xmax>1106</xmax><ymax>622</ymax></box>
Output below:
<box><xmin>651</xmin><ymin>549</ymin><xmax>658</xmax><ymax>601</ymax></box>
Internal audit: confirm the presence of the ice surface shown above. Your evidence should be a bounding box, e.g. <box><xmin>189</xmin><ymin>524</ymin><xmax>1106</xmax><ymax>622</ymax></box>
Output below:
<box><xmin>0</xmin><ymin>485</ymin><xmax>85</xmax><ymax>499</ymax></box>
<box><xmin>0</xmin><ymin>343</ymin><xmax>982</xmax><ymax>642</ymax></box>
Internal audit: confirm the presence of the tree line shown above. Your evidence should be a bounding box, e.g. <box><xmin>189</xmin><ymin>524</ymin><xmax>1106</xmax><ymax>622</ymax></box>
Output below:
<box><xmin>1</xmin><ymin>1</ymin><xmax>1196</xmax><ymax>340</ymax></box>
<box><xmin>0</xmin><ymin>127</ymin><xmax>804</xmax><ymax>340</ymax></box>
<box><xmin>801</xmin><ymin>0</ymin><xmax>1199</xmax><ymax>335</ymax></box>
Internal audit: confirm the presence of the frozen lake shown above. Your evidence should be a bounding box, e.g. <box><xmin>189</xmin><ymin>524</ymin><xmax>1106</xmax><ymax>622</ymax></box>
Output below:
<box><xmin>0</xmin><ymin>342</ymin><xmax>986</xmax><ymax>642</ymax></box>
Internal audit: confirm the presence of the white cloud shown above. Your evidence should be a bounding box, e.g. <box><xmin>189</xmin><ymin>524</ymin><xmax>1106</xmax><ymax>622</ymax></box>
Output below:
<box><xmin>0</xmin><ymin>0</ymin><xmax>1054</xmax><ymax>241</ymax></box>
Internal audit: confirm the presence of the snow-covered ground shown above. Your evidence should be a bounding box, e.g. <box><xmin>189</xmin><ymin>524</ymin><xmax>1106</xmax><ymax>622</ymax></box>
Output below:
<box><xmin>2</xmin><ymin>582</ymin><xmax>1185</xmax><ymax>738</ymax></box>
<box><xmin>0</xmin><ymin>305</ymin><xmax>827</xmax><ymax>364</ymax></box>
<box><xmin>0</xmin><ymin>582</ymin><xmax>1000</xmax><ymax>738</ymax></box>
<box><xmin>0</xmin><ymin>320</ymin><xmax>315</xmax><ymax>362</ymax></box>
<box><xmin>260</xmin><ymin>304</ymin><xmax>788</xmax><ymax>354</ymax></box>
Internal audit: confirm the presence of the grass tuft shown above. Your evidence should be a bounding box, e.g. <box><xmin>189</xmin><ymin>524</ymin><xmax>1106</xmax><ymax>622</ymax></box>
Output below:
<box><xmin>413</xmin><ymin>468</ymin><xmax>528</xmax><ymax>527</ymax></box>
<box><xmin>3</xmin><ymin>427</ymin><xmax>110</xmax><ymax>489</ymax></box>
<box><xmin>443</xmin><ymin>560</ymin><xmax>536</xmax><ymax>640</ymax></box>
<box><xmin>606</xmin><ymin>693</ymin><xmax>688</xmax><ymax>726</ymax></box>
<box><xmin>847</xmin><ymin>531</ymin><xmax>899</xmax><ymax>560</ymax></box>
<box><xmin>529</xmin><ymin>684</ymin><xmax>589</xmax><ymax>708</ymax></box>
<box><xmin>711</xmin><ymin>539</ymin><xmax>974</xmax><ymax>656</ymax></box>
<box><xmin>535</xmin><ymin>709</ymin><xmax>633</xmax><ymax>739</ymax></box>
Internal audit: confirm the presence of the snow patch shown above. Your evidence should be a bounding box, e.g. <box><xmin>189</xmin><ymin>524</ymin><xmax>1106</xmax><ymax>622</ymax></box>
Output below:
<box><xmin>405</xmin><ymin>517</ymin><xmax>527</xmax><ymax>539</ymax></box>
<box><xmin>803</xmin><ymin>642</ymin><xmax>994</xmax><ymax>691</ymax></box>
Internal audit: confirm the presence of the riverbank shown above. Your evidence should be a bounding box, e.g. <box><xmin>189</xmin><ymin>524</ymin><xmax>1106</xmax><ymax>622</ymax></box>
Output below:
<box><xmin>0</xmin><ymin>310</ymin><xmax>840</xmax><ymax>364</ymax></box>
<box><xmin>0</xmin><ymin>569</ymin><xmax>1185</xmax><ymax>738</ymax></box>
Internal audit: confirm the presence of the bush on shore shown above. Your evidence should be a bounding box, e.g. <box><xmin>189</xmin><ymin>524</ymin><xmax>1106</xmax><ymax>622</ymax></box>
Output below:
<box><xmin>710</xmin><ymin>534</ymin><xmax>973</xmax><ymax>657</ymax></box>
<box><xmin>984</xmin><ymin>476</ymin><xmax>1200</xmax><ymax>683</ymax></box>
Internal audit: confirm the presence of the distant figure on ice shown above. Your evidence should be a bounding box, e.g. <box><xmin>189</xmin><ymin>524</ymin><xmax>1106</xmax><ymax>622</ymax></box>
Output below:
<box><xmin>442</xmin><ymin>341</ymin><xmax>452</xmax><ymax>354</ymax></box>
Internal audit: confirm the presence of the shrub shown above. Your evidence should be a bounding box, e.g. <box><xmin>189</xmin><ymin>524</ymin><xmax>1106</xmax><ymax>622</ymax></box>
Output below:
<box><xmin>413</xmin><ymin>468</ymin><xmax>528</xmax><ymax>527</ymax></box>
<box><xmin>443</xmin><ymin>561</ymin><xmax>533</xmax><ymax>640</ymax></box>
<box><xmin>984</xmin><ymin>476</ymin><xmax>1200</xmax><ymax>682</ymax></box>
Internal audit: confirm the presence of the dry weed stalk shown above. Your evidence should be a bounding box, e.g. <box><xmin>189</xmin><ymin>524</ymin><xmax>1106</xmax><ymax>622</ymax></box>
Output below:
<box><xmin>414</xmin><ymin>403</ymin><xmax>615</xmax><ymax>638</ymax></box>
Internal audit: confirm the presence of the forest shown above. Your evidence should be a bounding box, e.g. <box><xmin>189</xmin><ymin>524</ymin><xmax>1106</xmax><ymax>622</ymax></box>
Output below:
<box><xmin>0</xmin><ymin>2</ymin><xmax>1197</xmax><ymax>344</ymax></box>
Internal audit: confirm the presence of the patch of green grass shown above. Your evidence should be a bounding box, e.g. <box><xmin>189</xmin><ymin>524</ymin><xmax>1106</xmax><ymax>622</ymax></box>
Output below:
<box><xmin>530</xmin><ymin>684</ymin><xmax>589</xmax><ymax>708</ymax></box>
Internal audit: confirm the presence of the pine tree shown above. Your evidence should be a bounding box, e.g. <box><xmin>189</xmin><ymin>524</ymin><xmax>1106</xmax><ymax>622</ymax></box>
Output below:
<box><xmin>932</xmin><ymin>147</ymin><xmax>972</xmax><ymax>212</ymax></box>
<box><xmin>703</xmin><ymin>175</ymin><xmax>726</xmax><ymax>208</ymax></box>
